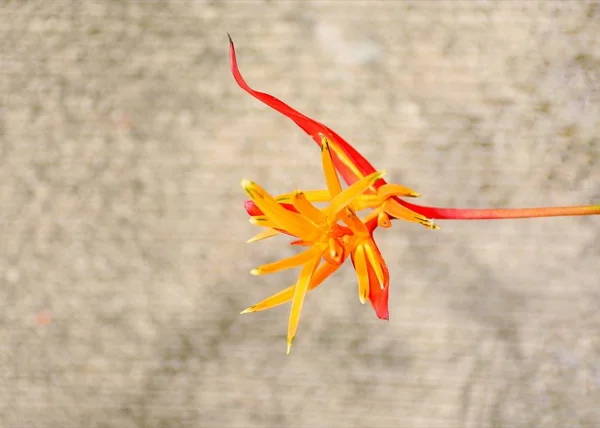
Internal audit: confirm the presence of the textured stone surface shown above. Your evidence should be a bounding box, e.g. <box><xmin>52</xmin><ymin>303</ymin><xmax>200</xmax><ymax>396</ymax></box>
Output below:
<box><xmin>1</xmin><ymin>1</ymin><xmax>599</xmax><ymax>427</ymax></box>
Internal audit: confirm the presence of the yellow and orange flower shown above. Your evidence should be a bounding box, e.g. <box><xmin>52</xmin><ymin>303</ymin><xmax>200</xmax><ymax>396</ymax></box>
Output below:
<box><xmin>242</xmin><ymin>138</ymin><xmax>398</xmax><ymax>353</ymax></box>
<box><xmin>229</xmin><ymin>35</ymin><xmax>600</xmax><ymax>353</ymax></box>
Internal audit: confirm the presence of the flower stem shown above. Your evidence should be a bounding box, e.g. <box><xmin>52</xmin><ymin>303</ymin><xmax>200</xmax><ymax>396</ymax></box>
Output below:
<box><xmin>400</xmin><ymin>200</ymin><xmax>600</xmax><ymax>220</ymax></box>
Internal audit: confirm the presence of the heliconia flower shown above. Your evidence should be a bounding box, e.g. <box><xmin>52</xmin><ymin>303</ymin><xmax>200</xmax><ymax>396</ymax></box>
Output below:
<box><xmin>229</xmin><ymin>35</ymin><xmax>600</xmax><ymax>351</ymax></box>
<box><xmin>242</xmin><ymin>139</ymin><xmax>395</xmax><ymax>353</ymax></box>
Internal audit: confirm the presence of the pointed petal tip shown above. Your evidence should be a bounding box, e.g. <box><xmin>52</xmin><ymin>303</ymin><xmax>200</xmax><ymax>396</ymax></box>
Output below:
<box><xmin>240</xmin><ymin>178</ymin><xmax>253</xmax><ymax>190</ymax></box>
<box><xmin>227</xmin><ymin>32</ymin><xmax>233</xmax><ymax>44</ymax></box>
<box><xmin>240</xmin><ymin>307</ymin><xmax>253</xmax><ymax>314</ymax></box>
<box><xmin>372</xmin><ymin>170</ymin><xmax>386</xmax><ymax>182</ymax></box>
<box><xmin>286</xmin><ymin>338</ymin><xmax>294</xmax><ymax>355</ymax></box>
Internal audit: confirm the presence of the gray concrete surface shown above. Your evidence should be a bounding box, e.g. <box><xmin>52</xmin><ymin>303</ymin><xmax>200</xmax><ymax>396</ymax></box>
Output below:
<box><xmin>1</xmin><ymin>1</ymin><xmax>599</xmax><ymax>427</ymax></box>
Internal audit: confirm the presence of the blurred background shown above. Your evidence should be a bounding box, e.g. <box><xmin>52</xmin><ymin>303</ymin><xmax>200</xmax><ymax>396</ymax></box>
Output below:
<box><xmin>1</xmin><ymin>1</ymin><xmax>599</xmax><ymax>427</ymax></box>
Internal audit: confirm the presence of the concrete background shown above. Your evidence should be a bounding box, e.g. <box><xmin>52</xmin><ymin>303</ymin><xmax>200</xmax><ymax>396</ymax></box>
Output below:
<box><xmin>1</xmin><ymin>1</ymin><xmax>599</xmax><ymax>427</ymax></box>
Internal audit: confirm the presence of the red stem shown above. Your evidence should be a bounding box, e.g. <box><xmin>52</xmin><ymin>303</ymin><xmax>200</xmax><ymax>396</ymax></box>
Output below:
<box><xmin>400</xmin><ymin>200</ymin><xmax>600</xmax><ymax>220</ymax></box>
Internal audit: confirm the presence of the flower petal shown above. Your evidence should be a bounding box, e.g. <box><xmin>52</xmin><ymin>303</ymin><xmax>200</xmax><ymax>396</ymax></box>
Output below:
<box><xmin>240</xmin><ymin>259</ymin><xmax>343</xmax><ymax>314</ymax></box>
<box><xmin>287</xmin><ymin>254</ymin><xmax>322</xmax><ymax>354</ymax></box>
<box><xmin>245</xmin><ymin>200</ymin><xmax>298</xmax><ymax>217</ymax></box>
<box><xmin>247</xmin><ymin>228</ymin><xmax>280</xmax><ymax>243</ymax></box>
<box><xmin>291</xmin><ymin>191</ymin><xmax>327</xmax><ymax>227</ymax></box>
<box><xmin>251</xmin><ymin>246</ymin><xmax>322</xmax><ymax>276</ymax></box>
<box><xmin>249</xmin><ymin>216</ymin><xmax>278</xmax><ymax>228</ymax></box>
<box><xmin>383</xmin><ymin>199</ymin><xmax>439</xmax><ymax>230</ymax></box>
<box><xmin>242</xmin><ymin>179</ymin><xmax>321</xmax><ymax>239</ymax></box>
<box><xmin>377</xmin><ymin>183</ymin><xmax>421</xmax><ymax>199</ymax></box>
<box><xmin>320</xmin><ymin>136</ymin><xmax>343</xmax><ymax>197</ymax></box>
<box><xmin>276</xmin><ymin>189</ymin><xmax>331</xmax><ymax>204</ymax></box>
<box><xmin>367</xmin><ymin>261</ymin><xmax>389</xmax><ymax>320</ymax></box>
<box><xmin>228</xmin><ymin>35</ymin><xmax>378</xmax><ymax>187</ymax></box>
<box><xmin>326</xmin><ymin>171</ymin><xmax>385</xmax><ymax>219</ymax></box>
<box><xmin>364</xmin><ymin>240</ymin><xmax>386</xmax><ymax>289</ymax></box>
<box><xmin>353</xmin><ymin>245</ymin><xmax>370</xmax><ymax>304</ymax></box>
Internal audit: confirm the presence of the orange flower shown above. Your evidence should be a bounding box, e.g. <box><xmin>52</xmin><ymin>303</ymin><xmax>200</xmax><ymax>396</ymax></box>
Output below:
<box><xmin>242</xmin><ymin>138</ymin><xmax>397</xmax><ymax>353</ymax></box>
<box><xmin>229</xmin><ymin>35</ymin><xmax>600</xmax><ymax>352</ymax></box>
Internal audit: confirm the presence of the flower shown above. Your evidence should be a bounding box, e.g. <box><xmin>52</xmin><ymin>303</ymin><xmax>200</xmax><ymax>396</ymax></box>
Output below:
<box><xmin>242</xmin><ymin>138</ymin><xmax>396</xmax><ymax>353</ymax></box>
<box><xmin>229</xmin><ymin>34</ymin><xmax>600</xmax><ymax>352</ymax></box>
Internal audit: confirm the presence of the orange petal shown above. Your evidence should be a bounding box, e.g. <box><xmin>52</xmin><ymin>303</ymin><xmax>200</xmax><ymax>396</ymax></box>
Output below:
<box><xmin>251</xmin><ymin>246</ymin><xmax>322</xmax><ymax>276</ymax></box>
<box><xmin>247</xmin><ymin>228</ymin><xmax>280</xmax><ymax>243</ymax></box>
<box><xmin>240</xmin><ymin>259</ymin><xmax>343</xmax><ymax>314</ymax></box>
<box><xmin>377</xmin><ymin>211</ymin><xmax>392</xmax><ymax>228</ymax></box>
<box><xmin>249</xmin><ymin>216</ymin><xmax>277</xmax><ymax>228</ymax></box>
<box><xmin>276</xmin><ymin>189</ymin><xmax>331</xmax><ymax>203</ymax></box>
<box><xmin>326</xmin><ymin>171</ymin><xmax>386</xmax><ymax>219</ymax></box>
<box><xmin>287</xmin><ymin>254</ymin><xmax>322</xmax><ymax>354</ymax></box>
<box><xmin>242</xmin><ymin>179</ymin><xmax>321</xmax><ymax>239</ymax></box>
<box><xmin>291</xmin><ymin>191</ymin><xmax>327</xmax><ymax>227</ymax></box>
<box><xmin>367</xmin><ymin>260</ymin><xmax>390</xmax><ymax>320</ymax></box>
<box><xmin>377</xmin><ymin>183</ymin><xmax>421</xmax><ymax>200</ymax></box>
<box><xmin>364</xmin><ymin>241</ymin><xmax>386</xmax><ymax>289</ymax></box>
<box><xmin>353</xmin><ymin>245</ymin><xmax>370</xmax><ymax>304</ymax></box>
<box><xmin>321</xmin><ymin>136</ymin><xmax>343</xmax><ymax>197</ymax></box>
<box><xmin>382</xmin><ymin>199</ymin><xmax>439</xmax><ymax>230</ymax></box>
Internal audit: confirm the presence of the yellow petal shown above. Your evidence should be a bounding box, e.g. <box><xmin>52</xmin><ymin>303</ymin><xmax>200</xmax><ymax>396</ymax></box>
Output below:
<box><xmin>377</xmin><ymin>211</ymin><xmax>392</xmax><ymax>228</ymax></box>
<box><xmin>353</xmin><ymin>245</ymin><xmax>369</xmax><ymax>304</ymax></box>
<box><xmin>276</xmin><ymin>189</ymin><xmax>331</xmax><ymax>203</ymax></box>
<box><xmin>320</xmin><ymin>136</ymin><xmax>343</xmax><ymax>197</ymax></box>
<box><xmin>382</xmin><ymin>199</ymin><xmax>439</xmax><ymax>230</ymax></box>
<box><xmin>364</xmin><ymin>241</ymin><xmax>385</xmax><ymax>289</ymax></box>
<box><xmin>340</xmin><ymin>209</ymin><xmax>370</xmax><ymax>236</ymax></box>
<box><xmin>349</xmin><ymin>193</ymin><xmax>379</xmax><ymax>211</ymax></box>
<box><xmin>241</xmin><ymin>179</ymin><xmax>320</xmax><ymax>239</ymax></box>
<box><xmin>287</xmin><ymin>254</ymin><xmax>322</xmax><ymax>354</ymax></box>
<box><xmin>377</xmin><ymin>183</ymin><xmax>421</xmax><ymax>200</ymax></box>
<box><xmin>291</xmin><ymin>191</ymin><xmax>327</xmax><ymax>226</ymax></box>
<box><xmin>249</xmin><ymin>216</ymin><xmax>277</xmax><ymax>228</ymax></box>
<box><xmin>324</xmin><ymin>136</ymin><xmax>365</xmax><ymax>184</ymax></box>
<box><xmin>326</xmin><ymin>170</ymin><xmax>386</xmax><ymax>219</ymax></box>
<box><xmin>240</xmin><ymin>259</ymin><xmax>343</xmax><ymax>314</ymax></box>
<box><xmin>251</xmin><ymin>246</ymin><xmax>322</xmax><ymax>276</ymax></box>
<box><xmin>247</xmin><ymin>228</ymin><xmax>280</xmax><ymax>243</ymax></box>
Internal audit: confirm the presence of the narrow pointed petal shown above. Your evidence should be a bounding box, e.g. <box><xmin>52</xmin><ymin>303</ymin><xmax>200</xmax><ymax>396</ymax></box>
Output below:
<box><xmin>353</xmin><ymin>245</ymin><xmax>370</xmax><ymax>304</ymax></box>
<box><xmin>247</xmin><ymin>228</ymin><xmax>280</xmax><ymax>243</ymax></box>
<box><xmin>377</xmin><ymin>211</ymin><xmax>392</xmax><ymax>228</ymax></box>
<box><xmin>377</xmin><ymin>183</ymin><xmax>421</xmax><ymax>199</ymax></box>
<box><xmin>364</xmin><ymin>241</ymin><xmax>386</xmax><ymax>289</ymax></box>
<box><xmin>251</xmin><ymin>246</ymin><xmax>322</xmax><ymax>276</ymax></box>
<box><xmin>341</xmin><ymin>208</ymin><xmax>371</xmax><ymax>236</ymax></box>
<box><xmin>321</xmin><ymin>137</ymin><xmax>344</xmax><ymax>197</ymax></box>
<box><xmin>240</xmin><ymin>260</ymin><xmax>343</xmax><ymax>314</ymax></box>
<box><xmin>290</xmin><ymin>239</ymin><xmax>312</xmax><ymax>246</ymax></box>
<box><xmin>287</xmin><ymin>255</ymin><xmax>322</xmax><ymax>354</ymax></box>
<box><xmin>327</xmin><ymin>171</ymin><xmax>386</xmax><ymax>218</ymax></box>
<box><xmin>245</xmin><ymin>200</ymin><xmax>299</xmax><ymax>217</ymax></box>
<box><xmin>276</xmin><ymin>189</ymin><xmax>331</xmax><ymax>204</ymax></box>
<box><xmin>291</xmin><ymin>191</ymin><xmax>327</xmax><ymax>226</ymax></box>
<box><xmin>383</xmin><ymin>199</ymin><xmax>439</xmax><ymax>230</ymax></box>
<box><xmin>229</xmin><ymin>35</ymin><xmax>374</xmax><ymax>186</ymax></box>
<box><xmin>242</xmin><ymin>179</ymin><xmax>320</xmax><ymax>239</ymax></box>
<box><xmin>249</xmin><ymin>216</ymin><xmax>277</xmax><ymax>228</ymax></box>
<box><xmin>230</xmin><ymin>35</ymin><xmax>407</xmax><ymax>197</ymax></box>
<box><xmin>367</xmin><ymin>261</ymin><xmax>389</xmax><ymax>320</ymax></box>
